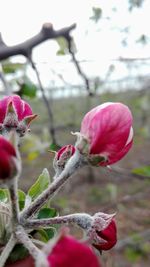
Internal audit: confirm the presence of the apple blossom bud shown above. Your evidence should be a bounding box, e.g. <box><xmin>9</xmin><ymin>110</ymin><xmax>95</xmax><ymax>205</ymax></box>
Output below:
<box><xmin>0</xmin><ymin>95</ymin><xmax>37</xmax><ymax>137</ymax></box>
<box><xmin>0</xmin><ymin>136</ymin><xmax>17</xmax><ymax>180</ymax></box>
<box><xmin>93</xmin><ymin>219</ymin><xmax>117</xmax><ymax>251</ymax></box>
<box><xmin>76</xmin><ymin>212</ymin><xmax>116</xmax><ymax>246</ymax></box>
<box><xmin>77</xmin><ymin>102</ymin><xmax>133</xmax><ymax>166</ymax></box>
<box><xmin>46</xmin><ymin>234</ymin><xmax>101</xmax><ymax>267</ymax></box>
<box><xmin>53</xmin><ymin>145</ymin><xmax>76</xmax><ymax>174</ymax></box>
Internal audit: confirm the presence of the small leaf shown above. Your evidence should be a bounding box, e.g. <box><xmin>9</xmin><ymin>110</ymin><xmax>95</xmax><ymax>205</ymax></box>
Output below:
<box><xmin>132</xmin><ymin>166</ymin><xmax>150</xmax><ymax>177</ymax></box>
<box><xmin>57</xmin><ymin>49</ymin><xmax>65</xmax><ymax>56</ymax></box>
<box><xmin>36</xmin><ymin>229</ymin><xmax>49</xmax><ymax>242</ymax></box>
<box><xmin>37</xmin><ymin>208</ymin><xmax>57</xmax><ymax>241</ymax></box>
<box><xmin>20</xmin><ymin>81</ymin><xmax>37</xmax><ymax>98</ymax></box>
<box><xmin>18</xmin><ymin>190</ymin><xmax>26</xmax><ymax>211</ymax></box>
<box><xmin>2</xmin><ymin>62</ymin><xmax>25</xmax><ymax>74</ymax></box>
<box><xmin>0</xmin><ymin>189</ymin><xmax>8</xmax><ymax>203</ymax></box>
<box><xmin>28</xmin><ymin>168</ymin><xmax>50</xmax><ymax>201</ymax></box>
<box><xmin>124</xmin><ymin>246</ymin><xmax>141</xmax><ymax>263</ymax></box>
<box><xmin>45</xmin><ymin>228</ymin><xmax>55</xmax><ymax>239</ymax></box>
<box><xmin>8</xmin><ymin>244</ymin><xmax>29</xmax><ymax>263</ymax></box>
<box><xmin>37</xmin><ymin>208</ymin><xmax>58</xmax><ymax>219</ymax></box>
<box><xmin>49</xmin><ymin>143</ymin><xmax>61</xmax><ymax>151</ymax></box>
<box><xmin>56</xmin><ymin>37</ymin><xmax>68</xmax><ymax>56</ymax></box>
<box><xmin>90</xmin><ymin>7</ymin><xmax>102</xmax><ymax>23</ymax></box>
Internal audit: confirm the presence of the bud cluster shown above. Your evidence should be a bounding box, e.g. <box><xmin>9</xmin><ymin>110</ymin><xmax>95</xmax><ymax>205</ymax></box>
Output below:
<box><xmin>0</xmin><ymin>95</ymin><xmax>37</xmax><ymax>137</ymax></box>
<box><xmin>0</xmin><ymin>95</ymin><xmax>134</xmax><ymax>267</ymax></box>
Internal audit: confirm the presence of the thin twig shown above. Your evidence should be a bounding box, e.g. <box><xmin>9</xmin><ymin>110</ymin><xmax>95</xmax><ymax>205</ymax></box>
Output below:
<box><xmin>110</xmin><ymin>166</ymin><xmax>150</xmax><ymax>180</ymax></box>
<box><xmin>102</xmin><ymin>188</ymin><xmax>150</xmax><ymax>211</ymax></box>
<box><xmin>15</xmin><ymin>225</ymin><xmax>48</xmax><ymax>266</ymax></box>
<box><xmin>114</xmin><ymin>56</ymin><xmax>150</xmax><ymax>62</ymax></box>
<box><xmin>23</xmin><ymin>213</ymin><xmax>91</xmax><ymax>230</ymax></box>
<box><xmin>67</xmin><ymin>37</ymin><xmax>92</xmax><ymax>96</ymax></box>
<box><xmin>28</xmin><ymin>57</ymin><xmax>57</xmax><ymax>143</ymax></box>
<box><xmin>114</xmin><ymin>229</ymin><xmax>150</xmax><ymax>251</ymax></box>
<box><xmin>0</xmin><ymin>234</ymin><xmax>16</xmax><ymax>267</ymax></box>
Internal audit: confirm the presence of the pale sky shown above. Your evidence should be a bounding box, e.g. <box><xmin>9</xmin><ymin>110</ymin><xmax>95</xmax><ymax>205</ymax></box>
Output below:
<box><xmin>0</xmin><ymin>0</ymin><xmax>150</xmax><ymax>90</ymax></box>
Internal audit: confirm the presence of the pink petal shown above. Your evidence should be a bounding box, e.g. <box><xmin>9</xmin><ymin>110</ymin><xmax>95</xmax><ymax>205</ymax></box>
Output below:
<box><xmin>0</xmin><ymin>136</ymin><xmax>16</xmax><ymax>157</ymax></box>
<box><xmin>93</xmin><ymin>220</ymin><xmax>117</xmax><ymax>251</ymax></box>
<box><xmin>56</xmin><ymin>145</ymin><xmax>75</xmax><ymax>160</ymax></box>
<box><xmin>81</xmin><ymin>102</ymin><xmax>133</xmax><ymax>165</ymax></box>
<box><xmin>21</xmin><ymin>100</ymin><xmax>33</xmax><ymax>120</ymax></box>
<box><xmin>9</xmin><ymin>95</ymin><xmax>23</xmax><ymax>120</ymax></box>
<box><xmin>0</xmin><ymin>150</ymin><xmax>12</xmax><ymax>179</ymax></box>
<box><xmin>100</xmin><ymin>139</ymin><xmax>133</xmax><ymax>166</ymax></box>
<box><xmin>0</xmin><ymin>96</ymin><xmax>10</xmax><ymax>123</ymax></box>
<box><xmin>47</xmin><ymin>235</ymin><xmax>100</xmax><ymax>267</ymax></box>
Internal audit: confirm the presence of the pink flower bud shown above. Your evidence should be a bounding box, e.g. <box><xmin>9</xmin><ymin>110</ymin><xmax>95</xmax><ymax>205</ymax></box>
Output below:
<box><xmin>0</xmin><ymin>136</ymin><xmax>17</xmax><ymax>180</ymax></box>
<box><xmin>56</xmin><ymin>145</ymin><xmax>75</xmax><ymax>160</ymax></box>
<box><xmin>0</xmin><ymin>95</ymin><xmax>37</xmax><ymax>137</ymax></box>
<box><xmin>53</xmin><ymin>145</ymin><xmax>76</xmax><ymax>173</ymax></box>
<box><xmin>47</xmin><ymin>235</ymin><xmax>101</xmax><ymax>267</ymax></box>
<box><xmin>80</xmin><ymin>102</ymin><xmax>133</xmax><ymax>166</ymax></box>
<box><xmin>93</xmin><ymin>219</ymin><xmax>117</xmax><ymax>251</ymax></box>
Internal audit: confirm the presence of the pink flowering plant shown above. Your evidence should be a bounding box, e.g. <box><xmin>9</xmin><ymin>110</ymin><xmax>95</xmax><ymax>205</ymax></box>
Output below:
<box><xmin>0</xmin><ymin>95</ymin><xmax>133</xmax><ymax>267</ymax></box>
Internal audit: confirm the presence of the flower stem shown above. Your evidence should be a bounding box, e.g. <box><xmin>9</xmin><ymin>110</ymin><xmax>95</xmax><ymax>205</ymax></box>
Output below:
<box><xmin>0</xmin><ymin>234</ymin><xmax>16</xmax><ymax>267</ymax></box>
<box><xmin>23</xmin><ymin>213</ymin><xmax>92</xmax><ymax>230</ymax></box>
<box><xmin>21</xmin><ymin>150</ymin><xmax>87</xmax><ymax>220</ymax></box>
<box><xmin>8</xmin><ymin>179</ymin><xmax>19</xmax><ymax>227</ymax></box>
<box><xmin>15</xmin><ymin>225</ymin><xmax>48</xmax><ymax>267</ymax></box>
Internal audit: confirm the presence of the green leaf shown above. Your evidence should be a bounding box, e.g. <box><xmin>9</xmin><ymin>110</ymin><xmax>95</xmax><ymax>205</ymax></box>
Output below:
<box><xmin>8</xmin><ymin>244</ymin><xmax>29</xmax><ymax>263</ymax></box>
<box><xmin>57</xmin><ymin>49</ymin><xmax>65</xmax><ymax>56</ymax></box>
<box><xmin>36</xmin><ymin>229</ymin><xmax>50</xmax><ymax>242</ymax></box>
<box><xmin>49</xmin><ymin>143</ymin><xmax>61</xmax><ymax>151</ymax></box>
<box><xmin>37</xmin><ymin>208</ymin><xmax>57</xmax><ymax>241</ymax></box>
<box><xmin>124</xmin><ymin>247</ymin><xmax>142</xmax><ymax>263</ymax></box>
<box><xmin>0</xmin><ymin>189</ymin><xmax>8</xmax><ymax>203</ymax></box>
<box><xmin>132</xmin><ymin>166</ymin><xmax>150</xmax><ymax>177</ymax></box>
<box><xmin>35</xmin><ymin>228</ymin><xmax>56</xmax><ymax>242</ymax></box>
<box><xmin>2</xmin><ymin>62</ymin><xmax>25</xmax><ymax>74</ymax></box>
<box><xmin>56</xmin><ymin>37</ymin><xmax>68</xmax><ymax>56</ymax></box>
<box><xmin>45</xmin><ymin>228</ymin><xmax>55</xmax><ymax>239</ymax></box>
<box><xmin>18</xmin><ymin>190</ymin><xmax>26</xmax><ymax>211</ymax></box>
<box><xmin>90</xmin><ymin>7</ymin><xmax>102</xmax><ymax>23</ymax></box>
<box><xmin>37</xmin><ymin>208</ymin><xmax>58</xmax><ymax>219</ymax></box>
<box><xmin>20</xmin><ymin>81</ymin><xmax>37</xmax><ymax>98</ymax></box>
<box><xmin>28</xmin><ymin>168</ymin><xmax>50</xmax><ymax>201</ymax></box>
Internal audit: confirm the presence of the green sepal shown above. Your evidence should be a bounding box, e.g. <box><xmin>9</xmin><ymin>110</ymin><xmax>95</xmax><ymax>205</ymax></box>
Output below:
<box><xmin>88</xmin><ymin>155</ymin><xmax>106</xmax><ymax>166</ymax></box>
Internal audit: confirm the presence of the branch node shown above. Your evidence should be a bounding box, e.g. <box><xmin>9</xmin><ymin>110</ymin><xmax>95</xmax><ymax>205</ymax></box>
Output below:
<box><xmin>41</xmin><ymin>23</ymin><xmax>54</xmax><ymax>37</ymax></box>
